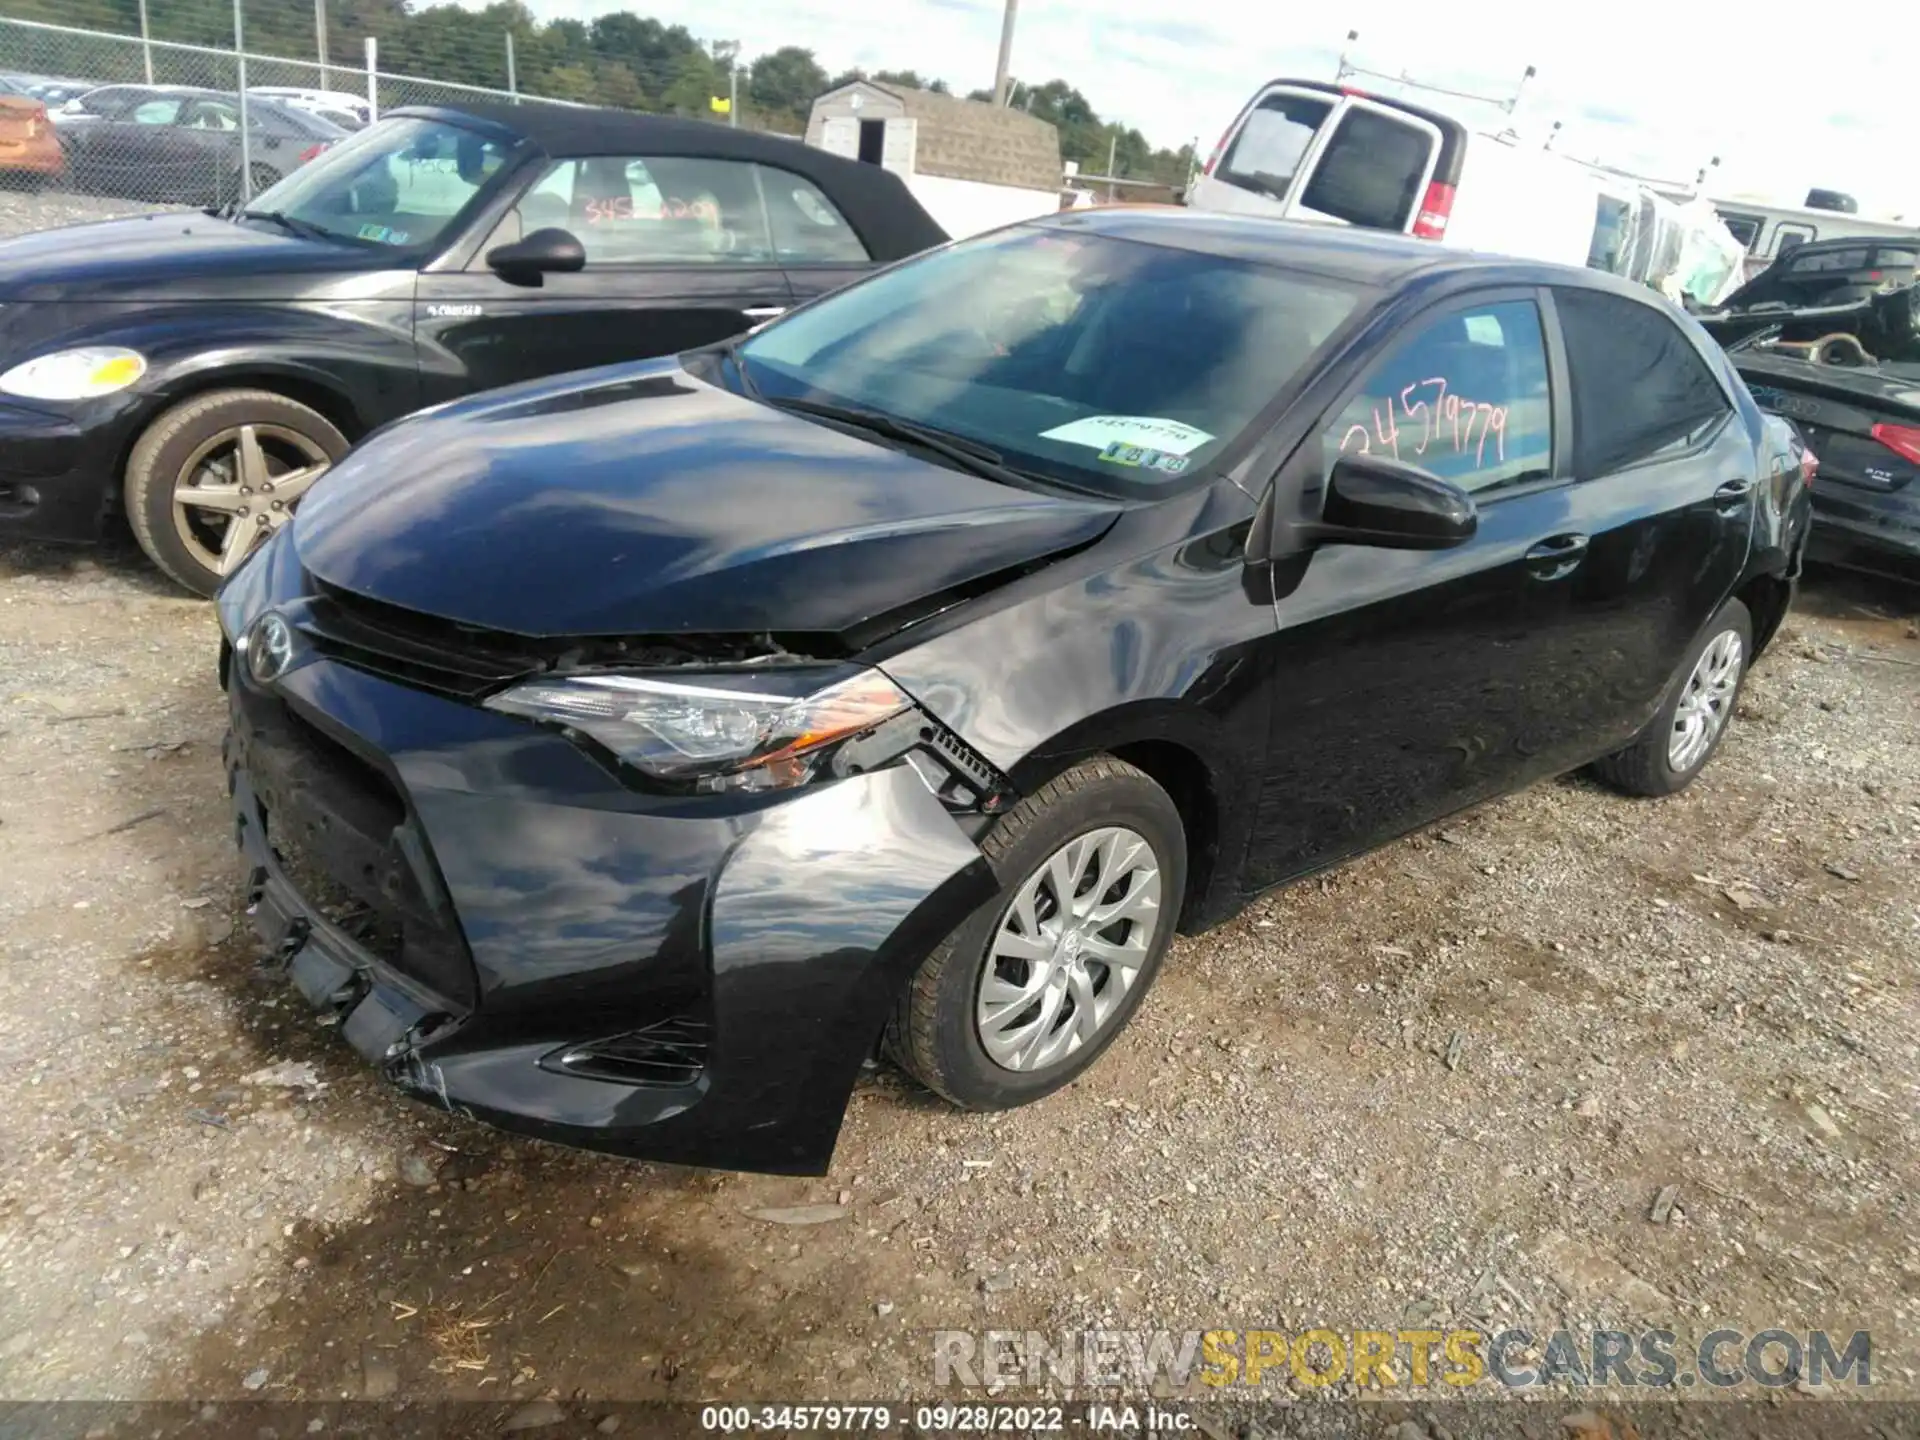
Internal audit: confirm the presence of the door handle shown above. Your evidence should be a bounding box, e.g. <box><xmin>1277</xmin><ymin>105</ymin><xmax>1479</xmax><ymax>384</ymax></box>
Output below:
<box><xmin>1525</xmin><ymin>533</ymin><xmax>1589</xmax><ymax>580</ymax></box>
<box><xmin>742</xmin><ymin>306</ymin><xmax>787</xmax><ymax>320</ymax></box>
<box><xmin>1714</xmin><ymin>478</ymin><xmax>1754</xmax><ymax>510</ymax></box>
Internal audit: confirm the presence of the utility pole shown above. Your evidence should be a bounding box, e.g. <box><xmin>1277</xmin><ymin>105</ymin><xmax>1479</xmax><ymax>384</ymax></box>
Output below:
<box><xmin>233</xmin><ymin>0</ymin><xmax>252</xmax><ymax>201</ymax></box>
<box><xmin>992</xmin><ymin>0</ymin><xmax>1017</xmax><ymax>105</ymax></box>
<box><xmin>729</xmin><ymin>61</ymin><xmax>738</xmax><ymax>127</ymax></box>
<box><xmin>505</xmin><ymin>31</ymin><xmax>517</xmax><ymax>98</ymax></box>
<box><xmin>137</xmin><ymin>0</ymin><xmax>154</xmax><ymax>83</ymax></box>
<box><xmin>315</xmin><ymin>0</ymin><xmax>330</xmax><ymax>88</ymax></box>
<box><xmin>1105</xmin><ymin>129</ymin><xmax>1117</xmax><ymax>202</ymax></box>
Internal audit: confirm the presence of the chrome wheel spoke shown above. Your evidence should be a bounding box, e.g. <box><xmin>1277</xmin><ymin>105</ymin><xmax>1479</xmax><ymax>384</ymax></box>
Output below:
<box><xmin>270</xmin><ymin>461</ymin><xmax>329</xmax><ymax>503</ymax></box>
<box><xmin>1667</xmin><ymin>628</ymin><xmax>1744</xmax><ymax>772</ymax></box>
<box><xmin>235</xmin><ymin>425</ymin><xmax>271</xmax><ymax>490</ymax></box>
<box><xmin>217</xmin><ymin>514</ymin><xmax>264</xmax><ymax>575</ymax></box>
<box><xmin>975</xmin><ymin>824</ymin><xmax>1165</xmax><ymax>1075</ymax></box>
<box><xmin>175</xmin><ymin>483</ymin><xmax>250</xmax><ymax>516</ymax></box>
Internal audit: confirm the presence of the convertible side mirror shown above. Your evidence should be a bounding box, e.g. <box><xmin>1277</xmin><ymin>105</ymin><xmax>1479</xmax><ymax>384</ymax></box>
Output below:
<box><xmin>1319</xmin><ymin>454</ymin><xmax>1477</xmax><ymax>550</ymax></box>
<box><xmin>485</xmin><ymin>227</ymin><xmax>586</xmax><ymax>286</ymax></box>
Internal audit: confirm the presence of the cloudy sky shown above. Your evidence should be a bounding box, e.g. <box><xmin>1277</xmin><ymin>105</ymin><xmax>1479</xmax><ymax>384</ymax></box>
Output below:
<box><xmin>526</xmin><ymin>0</ymin><xmax>1916</xmax><ymax>220</ymax></box>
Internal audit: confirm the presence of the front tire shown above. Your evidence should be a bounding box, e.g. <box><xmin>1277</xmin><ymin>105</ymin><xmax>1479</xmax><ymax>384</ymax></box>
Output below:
<box><xmin>885</xmin><ymin>756</ymin><xmax>1185</xmax><ymax>1109</ymax></box>
<box><xmin>124</xmin><ymin>389</ymin><xmax>347</xmax><ymax>596</ymax></box>
<box><xmin>1590</xmin><ymin>598</ymin><xmax>1752</xmax><ymax>797</ymax></box>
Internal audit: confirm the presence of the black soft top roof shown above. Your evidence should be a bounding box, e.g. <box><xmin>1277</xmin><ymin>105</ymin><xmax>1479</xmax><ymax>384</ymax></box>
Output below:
<box><xmin>394</xmin><ymin>100</ymin><xmax>949</xmax><ymax>261</ymax></box>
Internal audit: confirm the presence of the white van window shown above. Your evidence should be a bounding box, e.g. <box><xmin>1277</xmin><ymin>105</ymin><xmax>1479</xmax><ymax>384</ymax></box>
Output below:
<box><xmin>1297</xmin><ymin>108</ymin><xmax>1433</xmax><ymax>232</ymax></box>
<box><xmin>1588</xmin><ymin>195</ymin><xmax>1636</xmax><ymax>274</ymax></box>
<box><xmin>1774</xmin><ymin>224</ymin><xmax>1814</xmax><ymax>258</ymax></box>
<box><xmin>1216</xmin><ymin>92</ymin><xmax>1332</xmax><ymax>203</ymax></box>
<box><xmin>1718</xmin><ymin>213</ymin><xmax>1761</xmax><ymax>251</ymax></box>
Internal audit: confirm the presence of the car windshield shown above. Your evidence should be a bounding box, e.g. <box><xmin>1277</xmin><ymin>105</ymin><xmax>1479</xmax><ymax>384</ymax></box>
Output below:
<box><xmin>737</xmin><ymin>224</ymin><xmax>1363</xmax><ymax>496</ymax></box>
<box><xmin>239</xmin><ymin>115</ymin><xmax>520</xmax><ymax>250</ymax></box>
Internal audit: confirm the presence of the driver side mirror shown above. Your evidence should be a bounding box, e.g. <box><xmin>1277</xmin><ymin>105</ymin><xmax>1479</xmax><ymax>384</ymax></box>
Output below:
<box><xmin>485</xmin><ymin>227</ymin><xmax>586</xmax><ymax>286</ymax></box>
<box><xmin>1250</xmin><ymin>451</ymin><xmax>1477</xmax><ymax>564</ymax></box>
<box><xmin>1321</xmin><ymin>453</ymin><xmax>1477</xmax><ymax>549</ymax></box>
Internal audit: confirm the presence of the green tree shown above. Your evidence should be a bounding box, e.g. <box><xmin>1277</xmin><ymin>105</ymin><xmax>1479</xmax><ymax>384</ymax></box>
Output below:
<box><xmin>659</xmin><ymin>48</ymin><xmax>724</xmax><ymax>118</ymax></box>
<box><xmin>747</xmin><ymin>45</ymin><xmax>826</xmax><ymax>115</ymax></box>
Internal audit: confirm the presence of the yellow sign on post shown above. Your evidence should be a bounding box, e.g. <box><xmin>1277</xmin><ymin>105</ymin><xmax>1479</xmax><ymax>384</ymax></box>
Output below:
<box><xmin>709</xmin><ymin>96</ymin><xmax>731</xmax><ymax>114</ymax></box>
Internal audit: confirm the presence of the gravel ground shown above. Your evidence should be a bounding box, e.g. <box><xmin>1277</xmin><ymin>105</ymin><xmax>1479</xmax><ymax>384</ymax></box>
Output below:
<box><xmin>0</xmin><ymin>190</ymin><xmax>1917</xmax><ymax>1419</ymax></box>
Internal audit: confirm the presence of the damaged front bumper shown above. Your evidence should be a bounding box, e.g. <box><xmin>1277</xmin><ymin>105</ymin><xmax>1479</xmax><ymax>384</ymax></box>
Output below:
<box><xmin>217</xmin><ymin>534</ymin><xmax>1000</xmax><ymax>1175</ymax></box>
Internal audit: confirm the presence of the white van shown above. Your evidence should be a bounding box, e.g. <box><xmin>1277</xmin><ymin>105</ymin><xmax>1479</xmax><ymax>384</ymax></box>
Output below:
<box><xmin>1184</xmin><ymin>78</ymin><xmax>1741</xmax><ymax>302</ymax></box>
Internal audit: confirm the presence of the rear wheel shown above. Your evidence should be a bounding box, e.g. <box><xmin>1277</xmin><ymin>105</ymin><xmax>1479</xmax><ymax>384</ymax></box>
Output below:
<box><xmin>1590</xmin><ymin>598</ymin><xmax>1752</xmax><ymax>797</ymax></box>
<box><xmin>885</xmin><ymin>756</ymin><xmax>1185</xmax><ymax>1109</ymax></box>
<box><xmin>124</xmin><ymin>389</ymin><xmax>347</xmax><ymax>595</ymax></box>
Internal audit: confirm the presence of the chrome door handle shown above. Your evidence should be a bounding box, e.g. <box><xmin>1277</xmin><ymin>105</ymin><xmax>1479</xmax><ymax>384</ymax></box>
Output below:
<box><xmin>742</xmin><ymin>306</ymin><xmax>787</xmax><ymax>320</ymax></box>
<box><xmin>1714</xmin><ymin>478</ymin><xmax>1754</xmax><ymax>510</ymax></box>
<box><xmin>1525</xmin><ymin>533</ymin><xmax>1589</xmax><ymax>580</ymax></box>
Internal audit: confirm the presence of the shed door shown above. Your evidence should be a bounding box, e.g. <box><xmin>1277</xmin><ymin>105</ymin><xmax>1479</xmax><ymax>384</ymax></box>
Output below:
<box><xmin>880</xmin><ymin>116</ymin><xmax>918</xmax><ymax>176</ymax></box>
<box><xmin>819</xmin><ymin>115</ymin><xmax>859</xmax><ymax>159</ymax></box>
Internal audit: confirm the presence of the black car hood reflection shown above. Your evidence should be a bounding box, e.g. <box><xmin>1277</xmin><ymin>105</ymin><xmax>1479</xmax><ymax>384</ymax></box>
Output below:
<box><xmin>293</xmin><ymin>362</ymin><xmax>1123</xmax><ymax>639</ymax></box>
<box><xmin>0</xmin><ymin>214</ymin><xmax>382</xmax><ymax>302</ymax></box>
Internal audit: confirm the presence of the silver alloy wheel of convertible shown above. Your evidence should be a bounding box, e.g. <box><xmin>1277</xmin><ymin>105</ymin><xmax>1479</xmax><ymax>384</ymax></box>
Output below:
<box><xmin>171</xmin><ymin>423</ymin><xmax>333</xmax><ymax>579</ymax></box>
<box><xmin>1668</xmin><ymin>628</ymin><xmax>1744</xmax><ymax>772</ymax></box>
<box><xmin>975</xmin><ymin>825</ymin><xmax>1163</xmax><ymax>1072</ymax></box>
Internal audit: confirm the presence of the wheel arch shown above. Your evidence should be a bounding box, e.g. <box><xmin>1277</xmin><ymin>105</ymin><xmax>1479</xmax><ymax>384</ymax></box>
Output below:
<box><xmin>1734</xmin><ymin>562</ymin><xmax>1795</xmax><ymax>657</ymax></box>
<box><xmin>1004</xmin><ymin>703</ymin><xmax>1237</xmax><ymax>936</ymax></box>
<box><xmin>112</xmin><ymin>363</ymin><xmax>367</xmax><ymax>498</ymax></box>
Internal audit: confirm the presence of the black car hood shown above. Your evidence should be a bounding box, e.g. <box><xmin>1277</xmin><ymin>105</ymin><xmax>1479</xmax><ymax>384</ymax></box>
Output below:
<box><xmin>293</xmin><ymin>362</ymin><xmax>1122</xmax><ymax>640</ymax></box>
<box><xmin>0</xmin><ymin>213</ymin><xmax>386</xmax><ymax>302</ymax></box>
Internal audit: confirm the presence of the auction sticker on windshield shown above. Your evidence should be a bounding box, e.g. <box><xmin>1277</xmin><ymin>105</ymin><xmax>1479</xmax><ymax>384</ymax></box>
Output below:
<box><xmin>1040</xmin><ymin>416</ymin><xmax>1215</xmax><ymax>455</ymax></box>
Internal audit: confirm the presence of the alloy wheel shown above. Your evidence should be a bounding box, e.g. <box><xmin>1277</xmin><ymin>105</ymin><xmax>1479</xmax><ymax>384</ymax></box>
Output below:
<box><xmin>170</xmin><ymin>422</ymin><xmax>332</xmax><ymax>579</ymax></box>
<box><xmin>975</xmin><ymin>826</ymin><xmax>1163</xmax><ymax>1072</ymax></box>
<box><xmin>1668</xmin><ymin>629</ymin><xmax>1743</xmax><ymax>772</ymax></box>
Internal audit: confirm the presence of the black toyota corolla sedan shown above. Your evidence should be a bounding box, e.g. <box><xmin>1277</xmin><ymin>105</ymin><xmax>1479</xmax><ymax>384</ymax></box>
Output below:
<box><xmin>0</xmin><ymin>100</ymin><xmax>943</xmax><ymax>594</ymax></box>
<box><xmin>217</xmin><ymin>211</ymin><xmax>1814</xmax><ymax>1175</ymax></box>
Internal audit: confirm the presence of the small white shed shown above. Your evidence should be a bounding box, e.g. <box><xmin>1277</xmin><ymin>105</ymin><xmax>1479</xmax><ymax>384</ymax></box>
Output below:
<box><xmin>805</xmin><ymin>81</ymin><xmax>1064</xmax><ymax>237</ymax></box>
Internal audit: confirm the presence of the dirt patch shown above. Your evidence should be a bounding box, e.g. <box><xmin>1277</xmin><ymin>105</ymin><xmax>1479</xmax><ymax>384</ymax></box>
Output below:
<box><xmin>2</xmin><ymin>537</ymin><xmax>1916</xmax><ymax>1407</ymax></box>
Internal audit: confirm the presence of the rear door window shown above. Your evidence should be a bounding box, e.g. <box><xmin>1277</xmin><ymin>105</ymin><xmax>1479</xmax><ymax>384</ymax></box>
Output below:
<box><xmin>1215</xmin><ymin>91</ymin><xmax>1332</xmax><ymax>204</ymax></box>
<box><xmin>1323</xmin><ymin>298</ymin><xmax>1553</xmax><ymax>495</ymax></box>
<box><xmin>1553</xmin><ymin>288</ymin><xmax>1732</xmax><ymax>474</ymax></box>
<box><xmin>761</xmin><ymin>167</ymin><xmax>868</xmax><ymax>263</ymax></box>
<box><xmin>1297</xmin><ymin>104</ymin><xmax>1436</xmax><ymax>232</ymax></box>
<box><xmin>510</xmin><ymin>156</ymin><xmax>776</xmax><ymax>265</ymax></box>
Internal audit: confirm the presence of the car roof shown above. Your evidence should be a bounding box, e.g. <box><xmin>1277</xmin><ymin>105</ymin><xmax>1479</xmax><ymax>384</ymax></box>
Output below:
<box><xmin>1034</xmin><ymin>207</ymin><xmax>1623</xmax><ymax>291</ymax></box>
<box><xmin>391</xmin><ymin>99</ymin><xmax>950</xmax><ymax>260</ymax></box>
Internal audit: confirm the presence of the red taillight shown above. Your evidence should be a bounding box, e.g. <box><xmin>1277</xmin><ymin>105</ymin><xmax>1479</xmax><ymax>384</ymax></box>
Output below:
<box><xmin>1412</xmin><ymin>180</ymin><xmax>1455</xmax><ymax>240</ymax></box>
<box><xmin>1871</xmin><ymin>422</ymin><xmax>1920</xmax><ymax>467</ymax></box>
<box><xmin>297</xmin><ymin>141</ymin><xmax>330</xmax><ymax>165</ymax></box>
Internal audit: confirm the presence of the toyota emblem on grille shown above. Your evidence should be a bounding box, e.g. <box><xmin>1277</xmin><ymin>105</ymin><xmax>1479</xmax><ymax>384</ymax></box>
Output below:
<box><xmin>247</xmin><ymin>612</ymin><xmax>296</xmax><ymax>685</ymax></box>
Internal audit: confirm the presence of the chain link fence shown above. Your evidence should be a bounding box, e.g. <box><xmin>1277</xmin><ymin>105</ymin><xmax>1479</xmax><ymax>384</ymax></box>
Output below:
<box><xmin>0</xmin><ymin>2</ymin><xmax>711</xmax><ymax>211</ymax></box>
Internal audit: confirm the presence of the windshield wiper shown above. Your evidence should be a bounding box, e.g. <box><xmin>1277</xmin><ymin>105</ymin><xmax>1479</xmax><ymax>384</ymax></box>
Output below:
<box><xmin>718</xmin><ymin>336</ymin><xmax>760</xmax><ymax>399</ymax></box>
<box><xmin>236</xmin><ymin>209</ymin><xmax>335</xmax><ymax>243</ymax></box>
<box><xmin>766</xmin><ymin>397</ymin><xmax>1042</xmax><ymax>488</ymax></box>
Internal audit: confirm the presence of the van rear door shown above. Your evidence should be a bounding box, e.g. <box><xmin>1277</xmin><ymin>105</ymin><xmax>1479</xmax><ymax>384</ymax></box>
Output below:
<box><xmin>1189</xmin><ymin>82</ymin><xmax>1461</xmax><ymax>237</ymax></box>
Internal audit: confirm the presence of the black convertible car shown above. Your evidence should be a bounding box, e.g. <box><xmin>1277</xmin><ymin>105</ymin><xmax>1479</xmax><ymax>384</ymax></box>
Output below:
<box><xmin>218</xmin><ymin>212</ymin><xmax>1813</xmax><ymax>1175</ymax></box>
<box><xmin>0</xmin><ymin>101</ymin><xmax>944</xmax><ymax>592</ymax></box>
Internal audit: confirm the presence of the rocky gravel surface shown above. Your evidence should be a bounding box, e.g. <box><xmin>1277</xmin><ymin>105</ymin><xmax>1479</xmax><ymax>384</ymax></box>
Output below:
<box><xmin>0</xmin><ymin>536</ymin><xmax>1913</xmax><ymax>1415</ymax></box>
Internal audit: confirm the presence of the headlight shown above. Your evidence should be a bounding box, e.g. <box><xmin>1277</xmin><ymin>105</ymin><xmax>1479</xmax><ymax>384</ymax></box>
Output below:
<box><xmin>0</xmin><ymin>346</ymin><xmax>148</xmax><ymax>401</ymax></box>
<box><xmin>484</xmin><ymin>666</ymin><xmax>913</xmax><ymax>793</ymax></box>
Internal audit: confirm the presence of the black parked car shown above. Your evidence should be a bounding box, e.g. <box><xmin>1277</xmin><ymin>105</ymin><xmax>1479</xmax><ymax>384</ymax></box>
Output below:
<box><xmin>1740</xmin><ymin>353</ymin><xmax>1920</xmax><ymax>584</ymax></box>
<box><xmin>53</xmin><ymin>85</ymin><xmax>345</xmax><ymax>203</ymax></box>
<box><xmin>217</xmin><ymin>212</ymin><xmax>1814</xmax><ymax>1175</ymax></box>
<box><xmin>0</xmin><ymin>101</ymin><xmax>944</xmax><ymax>593</ymax></box>
<box><xmin>1697</xmin><ymin>239</ymin><xmax>1920</xmax><ymax>585</ymax></box>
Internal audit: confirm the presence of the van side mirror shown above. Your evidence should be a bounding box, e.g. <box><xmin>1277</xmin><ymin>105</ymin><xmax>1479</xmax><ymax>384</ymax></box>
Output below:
<box><xmin>1322</xmin><ymin>454</ymin><xmax>1477</xmax><ymax>549</ymax></box>
<box><xmin>485</xmin><ymin>227</ymin><xmax>586</xmax><ymax>285</ymax></box>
